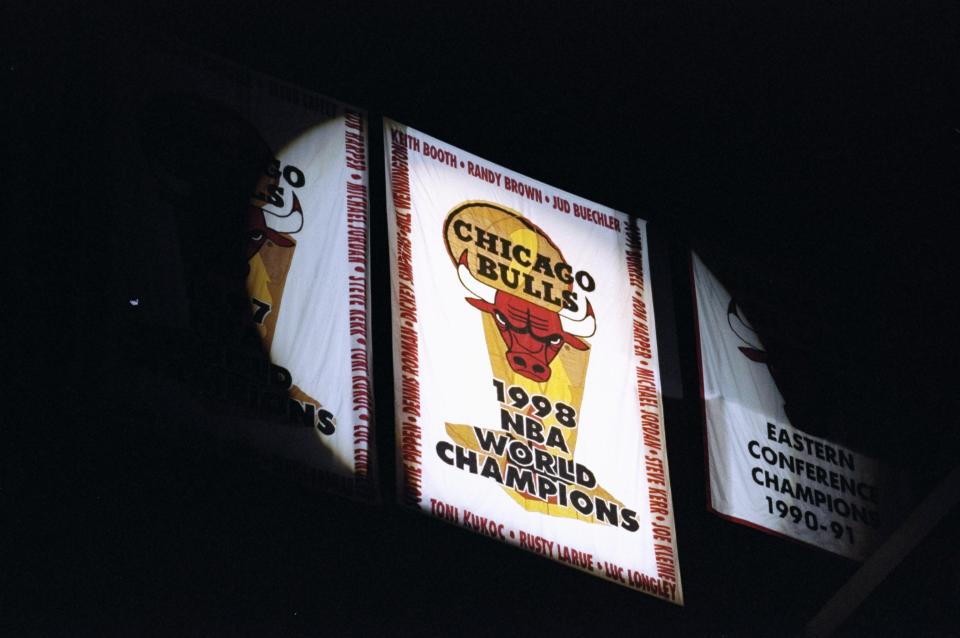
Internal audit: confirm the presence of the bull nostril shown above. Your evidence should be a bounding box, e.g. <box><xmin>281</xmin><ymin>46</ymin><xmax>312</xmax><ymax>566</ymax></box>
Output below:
<box><xmin>532</xmin><ymin>364</ymin><xmax>545</xmax><ymax>374</ymax></box>
<box><xmin>513</xmin><ymin>356</ymin><xmax>527</xmax><ymax>368</ymax></box>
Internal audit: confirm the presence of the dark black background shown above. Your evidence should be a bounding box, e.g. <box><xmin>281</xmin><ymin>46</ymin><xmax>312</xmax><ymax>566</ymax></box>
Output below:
<box><xmin>8</xmin><ymin>2</ymin><xmax>959</xmax><ymax>635</ymax></box>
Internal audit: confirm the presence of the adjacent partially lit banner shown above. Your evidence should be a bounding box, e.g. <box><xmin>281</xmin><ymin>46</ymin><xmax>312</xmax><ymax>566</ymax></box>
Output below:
<box><xmin>115</xmin><ymin>43</ymin><xmax>373</xmax><ymax>498</ymax></box>
<box><xmin>693</xmin><ymin>253</ymin><xmax>885</xmax><ymax>559</ymax></box>
<box><xmin>385</xmin><ymin>119</ymin><xmax>682</xmax><ymax>603</ymax></box>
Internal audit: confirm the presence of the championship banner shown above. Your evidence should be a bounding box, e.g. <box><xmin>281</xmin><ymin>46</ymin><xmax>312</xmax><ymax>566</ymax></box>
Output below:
<box><xmin>114</xmin><ymin>43</ymin><xmax>373</xmax><ymax>498</ymax></box>
<box><xmin>692</xmin><ymin>253</ymin><xmax>886</xmax><ymax>559</ymax></box>
<box><xmin>385</xmin><ymin>119</ymin><xmax>683</xmax><ymax>603</ymax></box>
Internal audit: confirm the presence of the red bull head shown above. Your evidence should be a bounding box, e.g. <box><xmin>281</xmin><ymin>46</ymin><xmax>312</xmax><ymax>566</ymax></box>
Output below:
<box><xmin>456</xmin><ymin>250</ymin><xmax>595</xmax><ymax>382</ymax></box>
<box><xmin>245</xmin><ymin>192</ymin><xmax>303</xmax><ymax>260</ymax></box>
<box><xmin>727</xmin><ymin>298</ymin><xmax>768</xmax><ymax>363</ymax></box>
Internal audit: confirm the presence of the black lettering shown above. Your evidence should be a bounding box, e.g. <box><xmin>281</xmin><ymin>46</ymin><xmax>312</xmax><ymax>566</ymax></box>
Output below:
<box><xmin>453</xmin><ymin>219</ymin><xmax>472</xmax><ymax>242</ymax></box>
<box><xmin>477</xmin><ymin>254</ymin><xmax>498</xmax><ymax>280</ymax></box>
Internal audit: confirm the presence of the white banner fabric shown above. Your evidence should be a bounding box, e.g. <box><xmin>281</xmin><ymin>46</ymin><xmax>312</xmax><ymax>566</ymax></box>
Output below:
<box><xmin>385</xmin><ymin>119</ymin><xmax>682</xmax><ymax>603</ymax></box>
<box><xmin>693</xmin><ymin>253</ymin><xmax>884</xmax><ymax>559</ymax></box>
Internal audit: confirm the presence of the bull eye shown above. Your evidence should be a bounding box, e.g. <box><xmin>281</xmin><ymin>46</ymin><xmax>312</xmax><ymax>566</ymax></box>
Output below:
<box><xmin>250</xmin><ymin>231</ymin><xmax>264</xmax><ymax>241</ymax></box>
<box><xmin>548</xmin><ymin>335</ymin><xmax>562</xmax><ymax>346</ymax></box>
<box><xmin>494</xmin><ymin>311</ymin><xmax>507</xmax><ymax>326</ymax></box>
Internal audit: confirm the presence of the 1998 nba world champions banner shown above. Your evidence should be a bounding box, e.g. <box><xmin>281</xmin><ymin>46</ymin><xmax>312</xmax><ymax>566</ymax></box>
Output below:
<box><xmin>385</xmin><ymin>119</ymin><xmax>683</xmax><ymax>603</ymax></box>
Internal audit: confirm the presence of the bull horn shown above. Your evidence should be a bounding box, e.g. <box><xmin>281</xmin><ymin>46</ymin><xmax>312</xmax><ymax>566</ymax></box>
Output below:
<box><xmin>264</xmin><ymin>193</ymin><xmax>303</xmax><ymax>234</ymax></box>
<box><xmin>560</xmin><ymin>300</ymin><xmax>596</xmax><ymax>338</ymax></box>
<box><xmin>456</xmin><ymin>250</ymin><xmax>497</xmax><ymax>303</ymax></box>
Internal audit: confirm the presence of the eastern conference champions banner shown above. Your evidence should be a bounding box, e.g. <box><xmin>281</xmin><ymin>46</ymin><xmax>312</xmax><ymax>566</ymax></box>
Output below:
<box><xmin>116</xmin><ymin>43</ymin><xmax>373</xmax><ymax>497</ymax></box>
<box><xmin>385</xmin><ymin>120</ymin><xmax>682</xmax><ymax>603</ymax></box>
<box><xmin>693</xmin><ymin>254</ymin><xmax>885</xmax><ymax>559</ymax></box>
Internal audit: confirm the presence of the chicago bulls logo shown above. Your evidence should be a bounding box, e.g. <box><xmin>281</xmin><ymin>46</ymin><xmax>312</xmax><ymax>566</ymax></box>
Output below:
<box><xmin>727</xmin><ymin>298</ymin><xmax>768</xmax><ymax>364</ymax></box>
<box><xmin>456</xmin><ymin>251</ymin><xmax>595</xmax><ymax>382</ymax></box>
<box><xmin>245</xmin><ymin>163</ymin><xmax>306</xmax><ymax>343</ymax></box>
<box><xmin>444</xmin><ymin>202</ymin><xmax>597</xmax><ymax>383</ymax></box>
<box><xmin>246</xmin><ymin>192</ymin><xmax>302</xmax><ymax>259</ymax></box>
